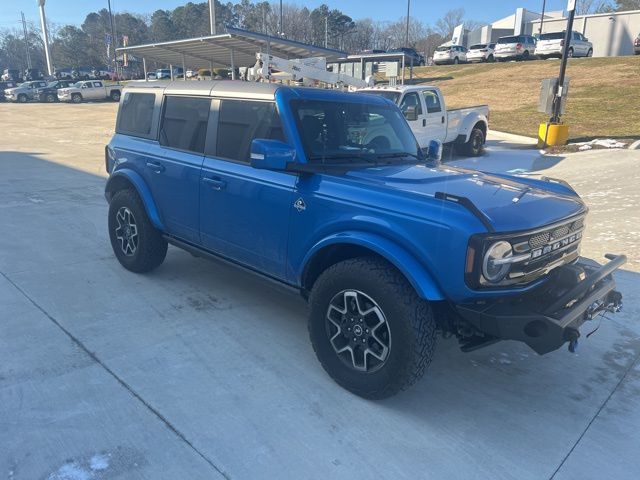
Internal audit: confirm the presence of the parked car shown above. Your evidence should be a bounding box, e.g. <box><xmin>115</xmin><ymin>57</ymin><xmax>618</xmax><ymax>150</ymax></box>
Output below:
<box><xmin>2</xmin><ymin>69</ymin><xmax>21</xmax><ymax>82</ymax></box>
<box><xmin>35</xmin><ymin>80</ymin><xmax>74</xmax><ymax>102</ymax></box>
<box><xmin>146</xmin><ymin>71</ymin><xmax>157</xmax><ymax>80</ymax></box>
<box><xmin>197</xmin><ymin>69</ymin><xmax>212</xmax><ymax>81</ymax></box>
<box><xmin>433</xmin><ymin>45</ymin><xmax>468</xmax><ymax>65</ymax></box>
<box><xmin>186</xmin><ymin>69</ymin><xmax>196</xmax><ymax>78</ymax></box>
<box><xmin>54</xmin><ymin>68</ymin><xmax>74</xmax><ymax>80</ymax></box>
<box><xmin>358</xmin><ymin>49</ymin><xmax>387</xmax><ymax>54</ymax></box>
<box><xmin>388</xmin><ymin>47</ymin><xmax>425</xmax><ymax>66</ymax></box>
<box><xmin>466</xmin><ymin>43</ymin><xmax>496</xmax><ymax>63</ymax></box>
<box><xmin>155</xmin><ymin>67</ymin><xmax>184</xmax><ymax>80</ymax></box>
<box><xmin>105</xmin><ymin>81</ymin><xmax>625</xmax><ymax>399</ymax></box>
<box><xmin>494</xmin><ymin>34</ymin><xmax>537</xmax><ymax>61</ymax></box>
<box><xmin>3</xmin><ymin>80</ymin><xmax>48</xmax><ymax>102</ymax></box>
<box><xmin>359</xmin><ymin>85</ymin><xmax>488</xmax><ymax>156</ymax></box>
<box><xmin>0</xmin><ymin>81</ymin><xmax>18</xmax><ymax>101</ymax></box>
<box><xmin>57</xmin><ymin>80</ymin><xmax>122</xmax><ymax>103</ymax></box>
<box><xmin>633</xmin><ymin>33</ymin><xmax>640</xmax><ymax>55</ymax></box>
<box><xmin>536</xmin><ymin>31</ymin><xmax>593</xmax><ymax>59</ymax></box>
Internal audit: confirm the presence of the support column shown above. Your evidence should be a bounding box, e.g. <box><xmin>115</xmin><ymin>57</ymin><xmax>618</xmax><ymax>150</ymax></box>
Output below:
<box><xmin>170</xmin><ymin>64</ymin><xmax>174</xmax><ymax>81</ymax></box>
<box><xmin>182</xmin><ymin>54</ymin><xmax>186</xmax><ymax>81</ymax></box>
<box><xmin>143</xmin><ymin>58</ymin><xmax>148</xmax><ymax>81</ymax></box>
<box><xmin>401</xmin><ymin>56</ymin><xmax>405</xmax><ymax>85</ymax></box>
<box><xmin>230</xmin><ymin>48</ymin><xmax>236</xmax><ymax>80</ymax></box>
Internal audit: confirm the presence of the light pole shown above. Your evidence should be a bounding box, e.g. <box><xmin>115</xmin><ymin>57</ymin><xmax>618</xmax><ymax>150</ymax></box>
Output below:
<box><xmin>107</xmin><ymin>0</ymin><xmax>117</xmax><ymax>74</ymax></box>
<box><xmin>279</xmin><ymin>0</ymin><xmax>283</xmax><ymax>36</ymax></box>
<box><xmin>209</xmin><ymin>0</ymin><xmax>216</xmax><ymax>35</ymax></box>
<box><xmin>37</xmin><ymin>0</ymin><xmax>53</xmax><ymax>76</ymax></box>
<box><xmin>405</xmin><ymin>0</ymin><xmax>411</xmax><ymax>47</ymax></box>
<box><xmin>539</xmin><ymin>0</ymin><xmax>547</xmax><ymax>36</ymax></box>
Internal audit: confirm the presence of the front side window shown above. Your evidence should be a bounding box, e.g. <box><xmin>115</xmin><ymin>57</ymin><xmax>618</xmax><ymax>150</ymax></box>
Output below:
<box><xmin>215</xmin><ymin>100</ymin><xmax>284</xmax><ymax>162</ymax></box>
<box><xmin>117</xmin><ymin>92</ymin><xmax>156</xmax><ymax>137</ymax></box>
<box><xmin>422</xmin><ymin>90</ymin><xmax>442</xmax><ymax>114</ymax></box>
<box><xmin>291</xmin><ymin>99</ymin><xmax>421</xmax><ymax>166</ymax></box>
<box><xmin>159</xmin><ymin>96</ymin><xmax>210</xmax><ymax>153</ymax></box>
<box><xmin>399</xmin><ymin>92</ymin><xmax>423</xmax><ymax>116</ymax></box>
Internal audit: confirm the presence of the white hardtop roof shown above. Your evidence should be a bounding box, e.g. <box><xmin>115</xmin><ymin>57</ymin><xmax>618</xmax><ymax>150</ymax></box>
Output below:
<box><xmin>359</xmin><ymin>85</ymin><xmax>437</xmax><ymax>92</ymax></box>
<box><xmin>124</xmin><ymin>79</ymin><xmax>281</xmax><ymax>100</ymax></box>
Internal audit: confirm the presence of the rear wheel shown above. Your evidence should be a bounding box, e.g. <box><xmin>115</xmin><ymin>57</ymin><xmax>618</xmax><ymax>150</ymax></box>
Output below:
<box><xmin>522</xmin><ymin>50</ymin><xmax>530</xmax><ymax>60</ymax></box>
<box><xmin>71</xmin><ymin>93</ymin><xmax>82</xmax><ymax>103</ymax></box>
<box><xmin>17</xmin><ymin>94</ymin><xmax>27</xmax><ymax>103</ymax></box>
<box><xmin>568</xmin><ymin>48</ymin><xmax>574</xmax><ymax>58</ymax></box>
<box><xmin>108</xmin><ymin>189</ymin><xmax>168</xmax><ymax>273</ymax></box>
<box><xmin>308</xmin><ymin>257</ymin><xmax>437</xmax><ymax>399</ymax></box>
<box><xmin>587</xmin><ymin>48</ymin><xmax>593</xmax><ymax>57</ymax></box>
<box><xmin>487</xmin><ymin>54</ymin><xmax>495</xmax><ymax>62</ymax></box>
<box><xmin>453</xmin><ymin>57</ymin><xmax>459</xmax><ymax>64</ymax></box>
<box><xmin>46</xmin><ymin>93</ymin><xmax>56</xmax><ymax>103</ymax></box>
<box><xmin>110</xmin><ymin>90</ymin><xmax>121</xmax><ymax>101</ymax></box>
<box><xmin>461</xmin><ymin>127</ymin><xmax>485</xmax><ymax>157</ymax></box>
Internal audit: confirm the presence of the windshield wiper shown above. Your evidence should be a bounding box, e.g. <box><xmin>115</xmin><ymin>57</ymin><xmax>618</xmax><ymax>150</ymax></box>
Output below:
<box><xmin>309</xmin><ymin>153</ymin><xmax>377</xmax><ymax>164</ymax></box>
<box><xmin>375</xmin><ymin>152</ymin><xmax>421</xmax><ymax>161</ymax></box>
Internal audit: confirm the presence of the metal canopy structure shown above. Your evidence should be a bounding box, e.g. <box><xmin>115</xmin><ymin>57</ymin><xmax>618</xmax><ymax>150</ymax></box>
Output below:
<box><xmin>116</xmin><ymin>26</ymin><xmax>347</xmax><ymax>70</ymax></box>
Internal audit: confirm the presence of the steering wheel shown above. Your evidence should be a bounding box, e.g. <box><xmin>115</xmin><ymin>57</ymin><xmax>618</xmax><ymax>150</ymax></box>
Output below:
<box><xmin>366</xmin><ymin>136</ymin><xmax>391</xmax><ymax>152</ymax></box>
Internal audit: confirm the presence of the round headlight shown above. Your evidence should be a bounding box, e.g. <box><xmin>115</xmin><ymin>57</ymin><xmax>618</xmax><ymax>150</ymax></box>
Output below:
<box><xmin>482</xmin><ymin>241</ymin><xmax>513</xmax><ymax>283</ymax></box>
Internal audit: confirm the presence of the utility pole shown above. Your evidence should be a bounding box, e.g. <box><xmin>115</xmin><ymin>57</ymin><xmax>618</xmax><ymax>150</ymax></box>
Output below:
<box><xmin>539</xmin><ymin>0</ymin><xmax>547</xmax><ymax>35</ymax></box>
<box><xmin>37</xmin><ymin>0</ymin><xmax>53</xmax><ymax>76</ymax></box>
<box><xmin>21</xmin><ymin>12</ymin><xmax>32</xmax><ymax>69</ymax></box>
<box><xmin>209</xmin><ymin>0</ymin><xmax>217</xmax><ymax>35</ymax></box>
<box><xmin>325</xmin><ymin>16</ymin><xmax>328</xmax><ymax>48</ymax></box>
<box><xmin>279</xmin><ymin>0</ymin><xmax>283</xmax><ymax>36</ymax></box>
<box><xmin>107</xmin><ymin>0</ymin><xmax>117</xmax><ymax>75</ymax></box>
<box><xmin>405</xmin><ymin>0</ymin><xmax>411</xmax><ymax>47</ymax></box>
<box><xmin>551</xmin><ymin>1</ymin><xmax>576</xmax><ymax>123</ymax></box>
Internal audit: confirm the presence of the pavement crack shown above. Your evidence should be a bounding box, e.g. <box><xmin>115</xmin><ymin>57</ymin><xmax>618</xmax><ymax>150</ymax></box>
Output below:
<box><xmin>0</xmin><ymin>270</ymin><xmax>231</xmax><ymax>480</ymax></box>
<box><xmin>549</xmin><ymin>349</ymin><xmax>640</xmax><ymax>479</ymax></box>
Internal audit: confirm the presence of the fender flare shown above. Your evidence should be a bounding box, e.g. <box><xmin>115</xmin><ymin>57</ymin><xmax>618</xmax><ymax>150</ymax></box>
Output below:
<box><xmin>458</xmin><ymin>115</ymin><xmax>488</xmax><ymax>143</ymax></box>
<box><xmin>299</xmin><ymin>231</ymin><xmax>445</xmax><ymax>301</ymax></box>
<box><xmin>105</xmin><ymin>169</ymin><xmax>164</xmax><ymax>230</ymax></box>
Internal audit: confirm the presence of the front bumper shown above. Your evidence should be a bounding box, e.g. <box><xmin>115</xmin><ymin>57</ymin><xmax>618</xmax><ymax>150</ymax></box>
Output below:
<box><xmin>455</xmin><ymin>254</ymin><xmax>626</xmax><ymax>355</ymax></box>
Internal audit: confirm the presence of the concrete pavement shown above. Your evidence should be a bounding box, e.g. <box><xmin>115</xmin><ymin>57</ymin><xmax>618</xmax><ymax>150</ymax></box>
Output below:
<box><xmin>1</xmin><ymin>103</ymin><xmax>639</xmax><ymax>479</ymax></box>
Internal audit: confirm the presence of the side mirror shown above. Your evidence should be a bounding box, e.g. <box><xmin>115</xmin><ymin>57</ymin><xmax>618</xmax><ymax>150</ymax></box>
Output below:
<box><xmin>403</xmin><ymin>105</ymin><xmax>418</xmax><ymax>121</ymax></box>
<box><xmin>251</xmin><ymin>139</ymin><xmax>296</xmax><ymax>171</ymax></box>
<box><xmin>425</xmin><ymin>140</ymin><xmax>443</xmax><ymax>164</ymax></box>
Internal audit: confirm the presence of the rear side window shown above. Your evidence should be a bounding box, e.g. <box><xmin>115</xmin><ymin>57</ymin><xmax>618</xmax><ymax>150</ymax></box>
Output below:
<box><xmin>117</xmin><ymin>92</ymin><xmax>156</xmax><ymax>137</ymax></box>
<box><xmin>215</xmin><ymin>100</ymin><xmax>284</xmax><ymax>162</ymax></box>
<box><xmin>159</xmin><ymin>96</ymin><xmax>210</xmax><ymax>153</ymax></box>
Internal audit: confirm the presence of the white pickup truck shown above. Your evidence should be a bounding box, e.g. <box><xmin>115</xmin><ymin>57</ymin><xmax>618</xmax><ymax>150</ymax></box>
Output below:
<box><xmin>359</xmin><ymin>85</ymin><xmax>489</xmax><ymax>156</ymax></box>
<box><xmin>57</xmin><ymin>80</ymin><xmax>122</xmax><ymax>103</ymax></box>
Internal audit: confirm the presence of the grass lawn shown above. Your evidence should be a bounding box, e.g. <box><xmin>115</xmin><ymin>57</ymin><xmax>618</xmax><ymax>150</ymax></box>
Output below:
<box><xmin>397</xmin><ymin>56</ymin><xmax>640</xmax><ymax>141</ymax></box>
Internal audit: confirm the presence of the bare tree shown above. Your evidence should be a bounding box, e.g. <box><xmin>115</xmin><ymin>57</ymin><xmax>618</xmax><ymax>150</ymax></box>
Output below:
<box><xmin>435</xmin><ymin>8</ymin><xmax>465</xmax><ymax>39</ymax></box>
<box><xmin>575</xmin><ymin>0</ymin><xmax>614</xmax><ymax>14</ymax></box>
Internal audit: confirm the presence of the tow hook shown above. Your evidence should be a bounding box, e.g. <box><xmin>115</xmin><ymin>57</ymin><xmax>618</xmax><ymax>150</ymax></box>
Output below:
<box><xmin>565</xmin><ymin>328</ymin><xmax>580</xmax><ymax>353</ymax></box>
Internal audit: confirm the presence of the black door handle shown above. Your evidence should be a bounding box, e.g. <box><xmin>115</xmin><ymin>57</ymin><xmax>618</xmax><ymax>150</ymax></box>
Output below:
<box><xmin>146</xmin><ymin>161</ymin><xmax>165</xmax><ymax>173</ymax></box>
<box><xmin>203</xmin><ymin>177</ymin><xmax>226</xmax><ymax>191</ymax></box>
<box><xmin>441</xmin><ymin>116</ymin><xmax>445</xmax><ymax>124</ymax></box>
<box><xmin>422</xmin><ymin>118</ymin><xmax>426</xmax><ymax>127</ymax></box>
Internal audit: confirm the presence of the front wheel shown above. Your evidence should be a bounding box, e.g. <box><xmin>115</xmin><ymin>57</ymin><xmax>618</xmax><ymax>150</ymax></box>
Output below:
<box><xmin>110</xmin><ymin>90</ymin><xmax>121</xmax><ymax>101</ymax></box>
<box><xmin>308</xmin><ymin>257</ymin><xmax>437</xmax><ymax>399</ymax></box>
<box><xmin>453</xmin><ymin>57</ymin><xmax>459</xmax><ymax>64</ymax></box>
<box><xmin>17</xmin><ymin>94</ymin><xmax>27</xmax><ymax>103</ymax></box>
<box><xmin>46</xmin><ymin>93</ymin><xmax>56</xmax><ymax>103</ymax></box>
<box><xmin>587</xmin><ymin>48</ymin><xmax>593</xmax><ymax>57</ymax></box>
<box><xmin>71</xmin><ymin>93</ymin><xmax>82</xmax><ymax>103</ymax></box>
<box><xmin>461</xmin><ymin>127</ymin><xmax>485</xmax><ymax>157</ymax></box>
<box><xmin>108</xmin><ymin>189</ymin><xmax>168</xmax><ymax>273</ymax></box>
<box><xmin>568</xmin><ymin>48</ymin><xmax>574</xmax><ymax>58</ymax></box>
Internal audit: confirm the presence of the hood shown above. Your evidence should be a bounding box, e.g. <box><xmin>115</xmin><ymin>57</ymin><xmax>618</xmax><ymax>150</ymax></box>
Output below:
<box><xmin>342</xmin><ymin>164</ymin><xmax>585</xmax><ymax>232</ymax></box>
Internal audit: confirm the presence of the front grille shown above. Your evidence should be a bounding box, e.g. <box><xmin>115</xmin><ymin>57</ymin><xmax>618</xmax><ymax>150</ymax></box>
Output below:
<box><xmin>529</xmin><ymin>232</ymin><xmax>550</xmax><ymax>249</ymax></box>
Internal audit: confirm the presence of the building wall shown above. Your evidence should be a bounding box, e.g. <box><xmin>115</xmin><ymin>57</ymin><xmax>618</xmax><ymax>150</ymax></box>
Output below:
<box><xmin>531</xmin><ymin>10</ymin><xmax>640</xmax><ymax>57</ymax></box>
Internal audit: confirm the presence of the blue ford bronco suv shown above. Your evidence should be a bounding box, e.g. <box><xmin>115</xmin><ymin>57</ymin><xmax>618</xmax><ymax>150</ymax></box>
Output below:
<box><xmin>105</xmin><ymin>80</ymin><xmax>625</xmax><ymax>399</ymax></box>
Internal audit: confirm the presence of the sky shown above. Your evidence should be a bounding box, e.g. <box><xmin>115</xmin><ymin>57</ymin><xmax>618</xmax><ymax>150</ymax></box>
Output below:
<box><xmin>2</xmin><ymin>0</ymin><xmax>570</xmax><ymax>30</ymax></box>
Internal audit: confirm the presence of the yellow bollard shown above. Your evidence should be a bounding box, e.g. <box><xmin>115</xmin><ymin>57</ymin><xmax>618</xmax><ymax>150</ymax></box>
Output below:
<box><xmin>538</xmin><ymin>122</ymin><xmax>570</xmax><ymax>148</ymax></box>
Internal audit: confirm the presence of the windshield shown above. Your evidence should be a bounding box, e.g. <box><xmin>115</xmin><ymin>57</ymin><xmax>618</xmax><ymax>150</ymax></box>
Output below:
<box><xmin>359</xmin><ymin>90</ymin><xmax>401</xmax><ymax>104</ymax></box>
<box><xmin>46</xmin><ymin>82</ymin><xmax>58</xmax><ymax>88</ymax></box>
<box><xmin>469</xmin><ymin>44</ymin><xmax>486</xmax><ymax>50</ymax></box>
<box><xmin>290</xmin><ymin>99</ymin><xmax>421</xmax><ymax>166</ymax></box>
<box><xmin>540</xmin><ymin>32</ymin><xmax>566</xmax><ymax>40</ymax></box>
<box><xmin>497</xmin><ymin>36</ymin><xmax>519</xmax><ymax>44</ymax></box>
<box><xmin>435</xmin><ymin>46</ymin><xmax>451</xmax><ymax>52</ymax></box>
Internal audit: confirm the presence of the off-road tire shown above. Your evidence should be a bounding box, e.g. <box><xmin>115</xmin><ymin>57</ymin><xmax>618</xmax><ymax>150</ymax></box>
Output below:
<box><xmin>71</xmin><ymin>93</ymin><xmax>82</xmax><ymax>103</ymax></box>
<box><xmin>308</xmin><ymin>257</ymin><xmax>437</xmax><ymax>399</ymax></box>
<box><xmin>461</xmin><ymin>127</ymin><xmax>485</xmax><ymax>157</ymax></box>
<box><xmin>110</xmin><ymin>90</ymin><xmax>121</xmax><ymax>102</ymax></box>
<box><xmin>17</xmin><ymin>94</ymin><xmax>27</xmax><ymax>103</ymax></box>
<box><xmin>108</xmin><ymin>189</ymin><xmax>167</xmax><ymax>273</ymax></box>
